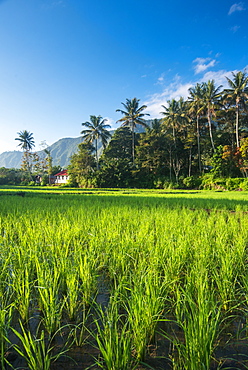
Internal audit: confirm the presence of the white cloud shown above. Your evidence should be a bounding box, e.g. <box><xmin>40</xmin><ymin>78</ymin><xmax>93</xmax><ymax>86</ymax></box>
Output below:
<box><xmin>200</xmin><ymin>69</ymin><xmax>237</xmax><ymax>87</ymax></box>
<box><xmin>104</xmin><ymin>117</ymin><xmax>114</xmax><ymax>129</ymax></box>
<box><xmin>156</xmin><ymin>73</ymin><xmax>165</xmax><ymax>84</ymax></box>
<box><xmin>193</xmin><ymin>57</ymin><xmax>216</xmax><ymax>74</ymax></box>
<box><xmin>228</xmin><ymin>2</ymin><xmax>246</xmax><ymax>15</ymax></box>
<box><xmin>230</xmin><ymin>25</ymin><xmax>241</xmax><ymax>32</ymax></box>
<box><xmin>144</xmin><ymin>76</ymin><xmax>193</xmax><ymax>118</ymax></box>
<box><xmin>143</xmin><ymin>66</ymin><xmax>248</xmax><ymax>118</ymax></box>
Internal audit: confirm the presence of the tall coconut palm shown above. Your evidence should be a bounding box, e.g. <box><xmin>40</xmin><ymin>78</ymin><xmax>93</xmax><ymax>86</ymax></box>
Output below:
<box><xmin>223</xmin><ymin>71</ymin><xmax>248</xmax><ymax>148</ymax></box>
<box><xmin>15</xmin><ymin>130</ymin><xmax>35</xmax><ymax>152</ymax></box>
<box><xmin>81</xmin><ymin>115</ymin><xmax>111</xmax><ymax>170</ymax></box>
<box><xmin>116</xmin><ymin>98</ymin><xmax>150</xmax><ymax>164</ymax></box>
<box><xmin>188</xmin><ymin>83</ymin><xmax>205</xmax><ymax>172</ymax></box>
<box><xmin>200</xmin><ymin>80</ymin><xmax>223</xmax><ymax>152</ymax></box>
<box><xmin>15</xmin><ymin>130</ymin><xmax>35</xmax><ymax>179</ymax></box>
<box><xmin>160</xmin><ymin>98</ymin><xmax>189</xmax><ymax>141</ymax></box>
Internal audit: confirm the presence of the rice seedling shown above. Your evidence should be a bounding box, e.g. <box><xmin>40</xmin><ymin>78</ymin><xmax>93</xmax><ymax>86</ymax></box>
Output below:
<box><xmin>62</xmin><ymin>259</ymin><xmax>81</xmax><ymax>322</ymax></box>
<box><xmin>167</xmin><ymin>268</ymin><xmax>222</xmax><ymax>370</ymax></box>
<box><xmin>12</xmin><ymin>320</ymin><xmax>70</xmax><ymax>370</ymax></box>
<box><xmin>69</xmin><ymin>302</ymin><xmax>92</xmax><ymax>347</ymax></box>
<box><xmin>35</xmin><ymin>261</ymin><xmax>64</xmax><ymax>337</ymax></box>
<box><xmin>0</xmin><ymin>304</ymin><xmax>13</xmax><ymax>369</ymax></box>
<box><xmin>0</xmin><ymin>187</ymin><xmax>248</xmax><ymax>368</ymax></box>
<box><xmin>90</xmin><ymin>295</ymin><xmax>135</xmax><ymax>370</ymax></box>
<box><xmin>125</xmin><ymin>266</ymin><xmax>168</xmax><ymax>362</ymax></box>
<box><xmin>77</xmin><ymin>252</ymin><xmax>97</xmax><ymax>305</ymax></box>
<box><xmin>12</xmin><ymin>266</ymin><xmax>34</xmax><ymax>322</ymax></box>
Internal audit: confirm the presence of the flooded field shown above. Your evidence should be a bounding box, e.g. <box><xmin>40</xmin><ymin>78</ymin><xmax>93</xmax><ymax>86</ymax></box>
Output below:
<box><xmin>0</xmin><ymin>187</ymin><xmax>248</xmax><ymax>369</ymax></box>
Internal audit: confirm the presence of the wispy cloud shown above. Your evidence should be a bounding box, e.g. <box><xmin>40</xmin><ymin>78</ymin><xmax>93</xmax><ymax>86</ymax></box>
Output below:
<box><xmin>200</xmin><ymin>69</ymin><xmax>236</xmax><ymax>87</ymax></box>
<box><xmin>52</xmin><ymin>1</ymin><xmax>65</xmax><ymax>7</ymax></box>
<box><xmin>143</xmin><ymin>67</ymin><xmax>247</xmax><ymax>118</ymax></box>
<box><xmin>228</xmin><ymin>2</ymin><xmax>246</xmax><ymax>15</ymax></box>
<box><xmin>230</xmin><ymin>25</ymin><xmax>241</xmax><ymax>32</ymax></box>
<box><xmin>42</xmin><ymin>1</ymin><xmax>66</xmax><ymax>10</ymax></box>
<box><xmin>156</xmin><ymin>73</ymin><xmax>165</xmax><ymax>85</ymax></box>
<box><xmin>106</xmin><ymin>117</ymin><xmax>120</xmax><ymax>130</ymax></box>
<box><xmin>193</xmin><ymin>57</ymin><xmax>216</xmax><ymax>74</ymax></box>
<box><xmin>144</xmin><ymin>75</ymin><xmax>193</xmax><ymax>117</ymax></box>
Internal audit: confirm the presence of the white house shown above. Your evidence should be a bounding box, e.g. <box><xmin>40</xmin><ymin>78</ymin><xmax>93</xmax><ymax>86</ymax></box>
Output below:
<box><xmin>54</xmin><ymin>170</ymin><xmax>70</xmax><ymax>185</ymax></box>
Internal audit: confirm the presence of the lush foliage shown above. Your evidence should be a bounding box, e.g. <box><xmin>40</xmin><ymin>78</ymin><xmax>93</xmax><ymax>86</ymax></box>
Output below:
<box><xmin>13</xmin><ymin>70</ymin><xmax>248</xmax><ymax>189</ymax></box>
<box><xmin>69</xmin><ymin>71</ymin><xmax>248</xmax><ymax>189</ymax></box>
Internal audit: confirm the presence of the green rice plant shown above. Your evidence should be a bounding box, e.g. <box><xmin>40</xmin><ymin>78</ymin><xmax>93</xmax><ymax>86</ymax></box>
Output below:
<box><xmin>0</xmin><ymin>304</ymin><xmax>13</xmax><ymax>369</ymax></box>
<box><xmin>90</xmin><ymin>296</ymin><xmax>135</xmax><ymax>370</ymax></box>
<box><xmin>240</xmin><ymin>266</ymin><xmax>248</xmax><ymax>339</ymax></box>
<box><xmin>64</xmin><ymin>269</ymin><xmax>80</xmax><ymax>322</ymax></box>
<box><xmin>167</xmin><ymin>269</ymin><xmax>222</xmax><ymax>370</ymax></box>
<box><xmin>77</xmin><ymin>252</ymin><xmax>97</xmax><ymax>305</ymax></box>
<box><xmin>1</xmin><ymin>188</ymin><xmax>248</xmax><ymax>369</ymax></box>
<box><xmin>12</xmin><ymin>320</ymin><xmax>70</xmax><ymax>370</ymax></box>
<box><xmin>36</xmin><ymin>262</ymin><xmax>64</xmax><ymax>337</ymax></box>
<box><xmin>69</xmin><ymin>303</ymin><xmax>92</xmax><ymax>347</ymax></box>
<box><xmin>211</xmin><ymin>214</ymin><xmax>246</xmax><ymax>311</ymax></box>
<box><xmin>125</xmin><ymin>267</ymin><xmax>167</xmax><ymax>362</ymax></box>
<box><xmin>12</xmin><ymin>266</ymin><xmax>34</xmax><ymax>322</ymax></box>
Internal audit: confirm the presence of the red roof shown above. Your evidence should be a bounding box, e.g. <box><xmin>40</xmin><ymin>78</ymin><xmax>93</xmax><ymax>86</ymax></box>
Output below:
<box><xmin>54</xmin><ymin>170</ymin><xmax>68</xmax><ymax>177</ymax></box>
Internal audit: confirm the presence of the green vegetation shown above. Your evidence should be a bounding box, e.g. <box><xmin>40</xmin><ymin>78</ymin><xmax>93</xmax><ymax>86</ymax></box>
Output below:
<box><xmin>0</xmin><ymin>187</ymin><xmax>248</xmax><ymax>369</ymax></box>
<box><xmin>68</xmin><ymin>71</ymin><xmax>248</xmax><ymax>188</ymax></box>
<box><xmin>3</xmin><ymin>69</ymin><xmax>247</xmax><ymax>189</ymax></box>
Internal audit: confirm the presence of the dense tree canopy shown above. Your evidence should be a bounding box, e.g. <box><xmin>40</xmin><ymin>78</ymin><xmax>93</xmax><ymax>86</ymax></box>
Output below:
<box><xmin>14</xmin><ymin>70</ymin><xmax>248</xmax><ymax>189</ymax></box>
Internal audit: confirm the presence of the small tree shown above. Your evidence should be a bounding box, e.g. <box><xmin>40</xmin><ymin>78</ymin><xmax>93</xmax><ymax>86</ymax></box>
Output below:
<box><xmin>98</xmin><ymin>126</ymin><xmax>134</xmax><ymax>187</ymax></box>
<box><xmin>68</xmin><ymin>142</ymin><xmax>96</xmax><ymax>187</ymax></box>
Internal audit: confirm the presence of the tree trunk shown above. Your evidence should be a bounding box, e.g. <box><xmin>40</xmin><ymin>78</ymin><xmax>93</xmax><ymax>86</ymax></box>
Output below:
<box><xmin>95</xmin><ymin>138</ymin><xmax>99</xmax><ymax>170</ymax></box>
<box><xmin>236</xmin><ymin>102</ymin><xmax>240</xmax><ymax>148</ymax></box>
<box><xmin>131</xmin><ymin>122</ymin><xmax>135</xmax><ymax>165</ymax></box>
<box><xmin>196</xmin><ymin>114</ymin><xmax>201</xmax><ymax>173</ymax></box>
<box><xmin>208</xmin><ymin>106</ymin><xmax>215</xmax><ymax>152</ymax></box>
<box><xmin>188</xmin><ymin>146</ymin><xmax>192</xmax><ymax>177</ymax></box>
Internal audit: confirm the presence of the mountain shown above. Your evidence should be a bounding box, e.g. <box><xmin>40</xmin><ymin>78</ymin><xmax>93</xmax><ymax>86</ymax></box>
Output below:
<box><xmin>0</xmin><ymin>137</ymin><xmax>83</xmax><ymax>169</ymax></box>
<box><xmin>0</xmin><ymin>121</ymin><xmax>155</xmax><ymax>169</ymax></box>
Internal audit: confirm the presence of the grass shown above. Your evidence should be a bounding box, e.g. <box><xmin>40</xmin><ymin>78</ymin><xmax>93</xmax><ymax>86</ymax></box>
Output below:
<box><xmin>0</xmin><ymin>186</ymin><xmax>248</xmax><ymax>369</ymax></box>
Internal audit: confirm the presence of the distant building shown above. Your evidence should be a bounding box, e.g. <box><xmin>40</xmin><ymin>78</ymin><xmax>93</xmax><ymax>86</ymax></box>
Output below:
<box><xmin>54</xmin><ymin>169</ymin><xmax>70</xmax><ymax>185</ymax></box>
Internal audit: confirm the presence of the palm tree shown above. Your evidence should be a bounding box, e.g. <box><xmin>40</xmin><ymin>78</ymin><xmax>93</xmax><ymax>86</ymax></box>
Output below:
<box><xmin>160</xmin><ymin>98</ymin><xmax>189</xmax><ymax>142</ymax></box>
<box><xmin>188</xmin><ymin>83</ymin><xmax>205</xmax><ymax>172</ymax></box>
<box><xmin>81</xmin><ymin>115</ymin><xmax>111</xmax><ymax>170</ymax></box>
<box><xmin>116</xmin><ymin>98</ymin><xmax>150</xmax><ymax>165</ymax></box>
<box><xmin>223</xmin><ymin>71</ymin><xmax>248</xmax><ymax>148</ymax></box>
<box><xmin>15</xmin><ymin>130</ymin><xmax>35</xmax><ymax>152</ymax></box>
<box><xmin>15</xmin><ymin>130</ymin><xmax>35</xmax><ymax>179</ymax></box>
<box><xmin>200</xmin><ymin>80</ymin><xmax>223</xmax><ymax>152</ymax></box>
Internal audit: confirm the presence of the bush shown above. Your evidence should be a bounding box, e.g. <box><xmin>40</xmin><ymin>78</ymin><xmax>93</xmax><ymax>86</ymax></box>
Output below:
<box><xmin>225</xmin><ymin>178</ymin><xmax>243</xmax><ymax>190</ymax></box>
<box><xmin>199</xmin><ymin>174</ymin><xmax>227</xmax><ymax>190</ymax></box>
<box><xmin>183</xmin><ymin>176</ymin><xmax>201</xmax><ymax>189</ymax></box>
<box><xmin>239</xmin><ymin>178</ymin><xmax>248</xmax><ymax>190</ymax></box>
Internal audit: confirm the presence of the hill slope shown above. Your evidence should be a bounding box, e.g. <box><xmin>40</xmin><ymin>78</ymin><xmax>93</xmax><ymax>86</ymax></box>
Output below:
<box><xmin>0</xmin><ymin>122</ymin><xmax>154</xmax><ymax>169</ymax></box>
<box><xmin>0</xmin><ymin>137</ymin><xmax>83</xmax><ymax>169</ymax></box>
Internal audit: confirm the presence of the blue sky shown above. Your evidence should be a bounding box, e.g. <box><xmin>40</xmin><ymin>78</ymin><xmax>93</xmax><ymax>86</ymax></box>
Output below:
<box><xmin>0</xmin><ymin>0</ymin><xmax>247</xmax><ymax>153</ymax></box>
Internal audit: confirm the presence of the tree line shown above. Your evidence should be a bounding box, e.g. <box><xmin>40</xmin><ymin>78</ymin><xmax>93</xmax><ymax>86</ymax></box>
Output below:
<box><xmin>9</xmin><ymin>70</ymin><xmax>248</xmax><ymax>189</ymax></box>
<box><xmin>69</xmin><ymin>71</ymin><xmax>248</xmax><ymax>189</ymax></box>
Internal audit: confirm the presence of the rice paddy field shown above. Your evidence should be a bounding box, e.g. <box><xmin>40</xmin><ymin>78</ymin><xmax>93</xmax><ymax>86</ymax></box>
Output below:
<box><xmin>0</xmin><ymin>186</ymin><xmax>248</xmax><ymax>369</ymax></box>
